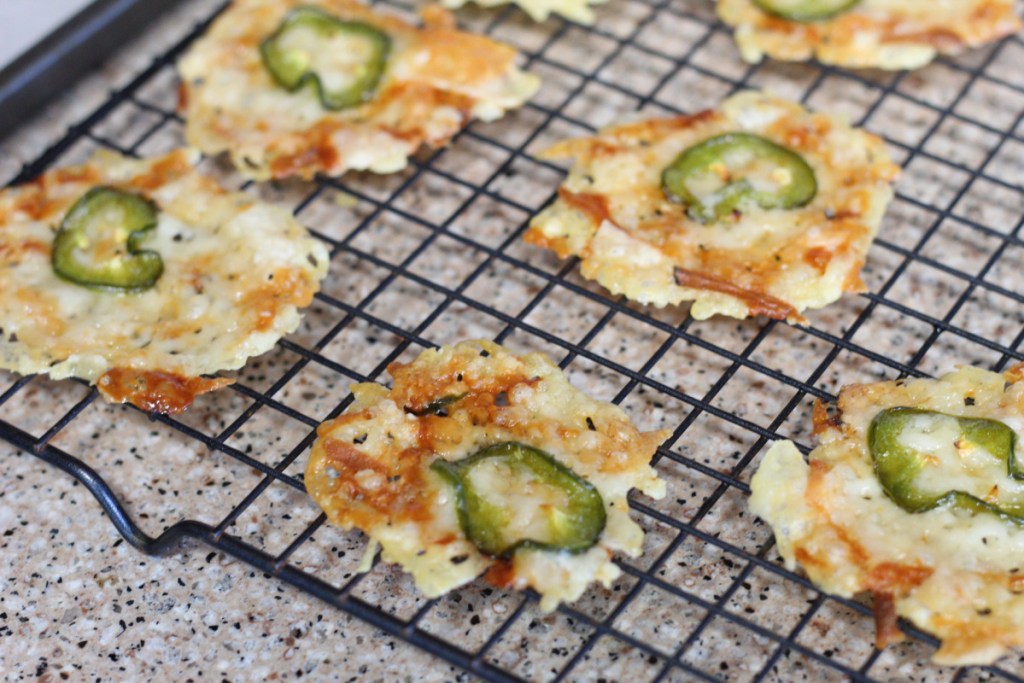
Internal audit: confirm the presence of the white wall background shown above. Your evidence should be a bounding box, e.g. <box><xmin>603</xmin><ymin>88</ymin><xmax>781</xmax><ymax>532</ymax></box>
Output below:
<box><xmin>0</xmin><ymin>0</ymin><xmax>94</xmax><ymax>69</ymax></box>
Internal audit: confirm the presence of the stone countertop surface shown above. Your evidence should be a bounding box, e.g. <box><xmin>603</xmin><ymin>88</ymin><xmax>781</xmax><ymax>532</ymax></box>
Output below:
<box><xmin>2</xmin><ymin>0</ymin><xmax>1024</xmax><ymax>681</ymax></box>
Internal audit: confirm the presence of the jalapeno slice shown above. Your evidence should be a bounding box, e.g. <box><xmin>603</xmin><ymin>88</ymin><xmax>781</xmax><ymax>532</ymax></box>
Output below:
<box><xmin>431</xmin><ymin>442</ymin><xmax>606</xmax><ymax>558</ymax></box>
<box><xmin>51</xmin><ymin>186</ymin><xmax>163</xmax><ymax>292</ymax></box>
<box><xmin>868</xmin><ymin>407</ymin><xmax>1024</xmax><ymax>521</ymax></box>
<box><xmin>752</xmin><ymin>0</ymin><xmax>861</xmax><ymax>21</ymax></box>
<box><xmin>405</xmin><ymin>394</ymin><xmax>467</xmax><ymax>417</ymax></box>
<box><xmin>662</xmin><ymin>132</ymin><xmax>817</xmax><ymax>223</ymax></box>
<box><xmin>260</xmin><ymin>6</ymin><xmax>391</xmax><ymax>111</ymax></box>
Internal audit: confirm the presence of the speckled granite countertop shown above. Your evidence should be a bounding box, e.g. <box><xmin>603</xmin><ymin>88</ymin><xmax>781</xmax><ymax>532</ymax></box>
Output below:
<box><xmin>2</xmin><ymin>0</ymin><xmax>1024</xmax><ymax>681</ymax></box>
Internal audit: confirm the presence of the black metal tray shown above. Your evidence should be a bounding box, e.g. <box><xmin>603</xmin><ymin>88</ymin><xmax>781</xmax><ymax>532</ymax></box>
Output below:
<box><xmin>0</xmin><ymin>0</ymin><xmax>178</xmax><ymax>144</ymax></box>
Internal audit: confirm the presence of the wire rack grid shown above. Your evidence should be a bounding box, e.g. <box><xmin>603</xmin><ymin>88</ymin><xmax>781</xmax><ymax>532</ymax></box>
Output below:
<box><xmin>2</xmin><ymin>0</ymin><xmax>1024</xmax><ymax>680</ymax></box>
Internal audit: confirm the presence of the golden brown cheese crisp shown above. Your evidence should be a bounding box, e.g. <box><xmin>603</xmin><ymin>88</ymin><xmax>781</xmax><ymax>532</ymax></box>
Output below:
<box><xmin>751</xmin><ymin>365</ymin><xmax>1024</xmax><ymax>664</ymax></box>
<box><xmin>525</xmin><ymin>91</ymin><xmax>899</xmax><ymax>324</ymax></box>
<box><xmin>305</xmin><ymin>340</ymin><xmax>667</xmax><ymax>610</ymax></box>
<box><xmin>717</xmin><ymin>0</ymin><xmax>1021</xmax><ymax>70</ymax></box>
<box><xmin>0</xmin><ymin>149</ymin><xmax>329</xmax><ymax>413</ymax></box>
<box><xmin>178</xmin><ymin>0</ymin><xmax>539</xmax><ymax>180</ymax></box>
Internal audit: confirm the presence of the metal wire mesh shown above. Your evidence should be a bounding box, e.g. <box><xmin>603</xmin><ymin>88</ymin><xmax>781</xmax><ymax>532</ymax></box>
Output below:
<box><xmin>2</xmin><ymin>0</ymin><xmax>1024</xmax><ymax>680</ymax></box>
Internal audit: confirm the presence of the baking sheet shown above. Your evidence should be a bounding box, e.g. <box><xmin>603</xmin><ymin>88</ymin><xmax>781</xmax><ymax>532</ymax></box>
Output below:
<box><xmin>0</xmin><ymin>0</ymin><xmax>177</xmax><ymax>145</ymax></box>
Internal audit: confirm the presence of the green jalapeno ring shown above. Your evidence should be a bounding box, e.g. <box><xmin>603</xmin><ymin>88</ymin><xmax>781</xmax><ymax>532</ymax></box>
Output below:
<box><xmin>51</xmin><ymin>186</ymin><xmax>163</xmax><ymax>292</ymax></box>
<box><xmin>751</xmin><ymin>0</ymin><xmax>861</xmax><ymax>21</ymax></box>
<box><xmin>867</xmin><ymin>406</ymin><xmax>1024</xmax><ymax>522</ymax></box>
<box><xmin>260</xmin><ymin>6</ymin><xmax>392</xmax><ymax>111</ymax></box>
<box><xmin>406</xmin><ymin>394</ymin><xmax>467</xmax><ymax>417</ymax></box>
<box><xmin>431</xmin><ymin>442</ymin><xmax>607</xmax><ymax>558</ymax></box>
<box><xmin>661</xmin><ymin>132</ymin><xmax>817</xmax><ymax>223</ymax></box>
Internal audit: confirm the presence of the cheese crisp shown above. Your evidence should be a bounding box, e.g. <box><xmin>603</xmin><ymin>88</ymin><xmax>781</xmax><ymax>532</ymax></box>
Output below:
<box><xmin>717</xmin><ymin>0</ymin><xmax>1021</xmax><ymax>70</ymax></box>
<box><xmin>305</xmin><ymin>340</ymin><xmax>667</xmax><ymax>610</ymax></box>
<box><xmin>751</xmin><ymin>365</ymin><xmax>1024</xmax><ymax>664</ymax></box>
<box><xmin>0</xmin><ymin>149</ymin><xmax>329</xmax><ymax>414</ymax></box>
<box><xmin>178</xmin><ymin>0</ymin><xmax>539</xmax><ymax>180</ymax></box>
<box><xmin>525</xmin><ymin>91</ymin><xmax>899</xmax><ymax>323</ymax></box>
<box><xmin>442</xmin><ymin>0</ymin><xmax>604</xmax><ymax>25</ymax></box>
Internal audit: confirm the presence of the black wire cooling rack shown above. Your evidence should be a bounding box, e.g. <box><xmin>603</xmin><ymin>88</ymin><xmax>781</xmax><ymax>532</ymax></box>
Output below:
<box><xmin>3</xmin><ymin>0</ymin><xmax>1024</xmax><ymax>680</ymax></box>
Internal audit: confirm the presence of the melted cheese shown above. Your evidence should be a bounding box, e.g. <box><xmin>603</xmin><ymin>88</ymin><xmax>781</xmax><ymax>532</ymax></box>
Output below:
<box><xmin>441</xmin><ymin>0</ymin><xmax>605</xmax><ymax>24</ymax></box>
<box><xmin>305</xmin><ymin>340</ymin><xmax>667</xmax><ymax>611</ymax></box>
<box><xmin>0</xmin><ymin>149</ymin><xmax>329</xmax><ymax>413</ymax></box>
<box><xmin>750</xmin><ymin>365</ymin><xmax>1024</xmax><ymax>664</ymax></box>
<box><xmin>178</xmin><ymin>0</ymin><xmax>539</xmax><ymax>180</ymax></box>
<box><xmin>717</xmin><ymin>0</ymin><xmax>1021</xmax><ymax>70</ymax></box>
<box><xmin>525</xmin><ymin>91</ymin><xmax>899</xmax><ymax>323</ymax></box>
